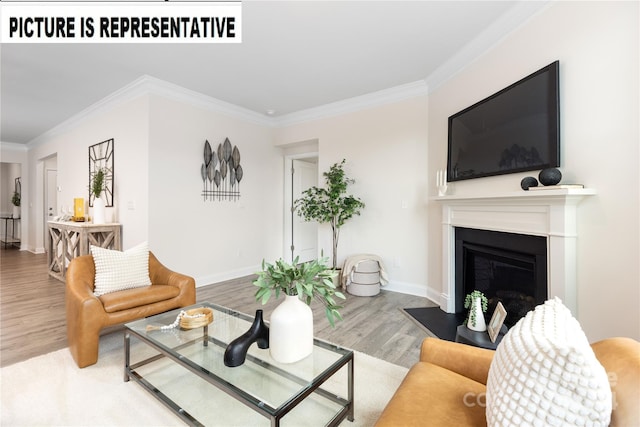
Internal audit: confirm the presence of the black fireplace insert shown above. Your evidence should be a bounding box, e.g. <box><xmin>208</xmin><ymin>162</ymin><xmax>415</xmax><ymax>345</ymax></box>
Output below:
<box><xmin>455</xmin><ymin>227</ymin><xmax>547</xmax><ymax>328</ymax></box>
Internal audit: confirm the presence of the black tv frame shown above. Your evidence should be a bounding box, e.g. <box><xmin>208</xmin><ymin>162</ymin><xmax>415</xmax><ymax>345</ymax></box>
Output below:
<box><xmin>447</xmin><ymin>61</ymin><xmax>560</xmax><ymax>182</ymax></box>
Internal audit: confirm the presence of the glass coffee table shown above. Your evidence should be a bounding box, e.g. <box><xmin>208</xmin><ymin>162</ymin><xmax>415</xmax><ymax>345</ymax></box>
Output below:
<box><xmin>124</xmin><ymin>302</ymin><xmax>354</xmax><ymax>426</ymax></box>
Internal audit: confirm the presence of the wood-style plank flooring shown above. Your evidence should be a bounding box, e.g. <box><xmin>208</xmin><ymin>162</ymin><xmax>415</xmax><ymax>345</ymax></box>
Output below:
<box><xmin>0</xmin><ymin>247</ymin><xmax>436</xmax><ymax>368</ymax></box>
<box><xmin>0</xmin><ymin>248</ymin><xmax>68</xmax><ymax>367</ymax></box>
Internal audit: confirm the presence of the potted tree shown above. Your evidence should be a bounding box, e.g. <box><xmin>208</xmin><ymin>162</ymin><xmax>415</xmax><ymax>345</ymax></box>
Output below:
<box><xmin>11</xmin><ymin>191</ymin><xmax>20</xmax><ymax>219</ymax></box>
<box><xmin>254</xmin><ymin>255</ymin><xmax>345</xmax><ymax>363</ymax></box>
<box><xmin>294</xmin><ymin>159</ymin><xmax>365</xmax><ymax>270</ymax></box>
<box><xmin>91</xmin><ymin>168</ymin><xmax>106</xmax><ymax>224</ymax></box>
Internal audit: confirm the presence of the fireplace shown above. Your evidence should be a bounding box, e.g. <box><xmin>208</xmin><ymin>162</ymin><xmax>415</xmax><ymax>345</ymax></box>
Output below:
<box><xmin>437</xmin><ymin>188</ymin><xmax>596</xmax><ymax>317</ymax></box>
<box><xmin>455</xmin><ymin>227</ymin><xmax>547</xmax><ymax>327</ymax></box>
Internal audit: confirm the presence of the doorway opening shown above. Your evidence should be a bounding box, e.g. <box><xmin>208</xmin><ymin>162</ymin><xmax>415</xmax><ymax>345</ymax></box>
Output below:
<box><xmin>1</xmin><ymin>162</ymin><xmax>22</xmax><ymax>249</ymax></box>
<box><xmin>33</xmin><ymin>154</ymin><xmax>58</xmax><ymax>254</ymax></box>
<box><xmin>290</xmin><ymin>158</ymin><xmax>318</xmax><ymax>263</ymax></box>
<box><xmin>283</xmin><ymin>150</ymin><xmax>319</xmax><ymax>263</ymax></box>
<box><xmin>45</xmin><ymin>166</ymin><xmax>58</xmax><ymax>253</ymax></box>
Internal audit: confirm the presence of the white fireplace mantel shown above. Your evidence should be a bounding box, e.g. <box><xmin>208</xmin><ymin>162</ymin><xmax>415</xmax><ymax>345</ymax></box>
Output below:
<box><xmin>436</xmin><ymin>188</ymin><xmax>596</xmax><ymax>315</ymax></box>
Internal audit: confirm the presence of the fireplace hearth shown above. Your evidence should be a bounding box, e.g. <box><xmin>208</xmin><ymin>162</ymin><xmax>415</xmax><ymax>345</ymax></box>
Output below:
<box><xmin>455</xmin><ymin>227</ymin><xmax>547</xmax><ymax>327</ymax></box>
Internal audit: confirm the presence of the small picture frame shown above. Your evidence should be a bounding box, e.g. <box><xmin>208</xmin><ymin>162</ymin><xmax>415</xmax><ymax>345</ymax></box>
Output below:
<box><xmin>488</xmin><ymin>302</ymin><xmax>507</xmax><ymax>343</ymax></box>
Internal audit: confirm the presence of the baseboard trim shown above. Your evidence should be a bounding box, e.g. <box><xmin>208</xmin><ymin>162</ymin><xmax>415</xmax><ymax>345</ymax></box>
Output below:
<box><xmin>195</xmin><ymin>264</ymin><xmax>260</xmax><ymax>288</ymax></box>
<box><xmin>383</xmin><ymin>280</ymin><xmax>427</xmax><ymax>297</ymax></box>
<box><xmin>382</xmin><ymin>280</ymin><xmax>442</xmax><ymax>307</ymax></box>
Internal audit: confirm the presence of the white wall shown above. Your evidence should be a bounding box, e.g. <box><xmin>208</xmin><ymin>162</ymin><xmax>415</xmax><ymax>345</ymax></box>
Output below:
<box><xmin>15</xmin><ymin>89</ymin><xmax>284</xmax><ymax>285</ymax></box>
<box><xmin>23</xmin><ymin>96</ymin><xmax>150</xmax><ymax>253</ymax></box>
<box><xmin>427</xmin><ymin>1</ymin><xmax>639</xmax><ymax>341</ymax></box>
<box><xmin>147</xmin><ymin>95</ymin><xmax>283</xmax><ymax>284</ymax></box>
<box><xmin>275</xmin><ymin>96</ymin><xmax>430</xmax><ymax>295</ymax></box>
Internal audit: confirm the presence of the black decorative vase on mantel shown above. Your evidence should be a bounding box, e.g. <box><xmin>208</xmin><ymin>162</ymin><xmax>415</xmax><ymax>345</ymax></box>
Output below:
<box><xmin>224</xmin><ymin>310</ymin><xmax>269</xmax><ymax>367</ymax></box>
<box><xmin>539</xmin><ymin>168</ymin><xmax>562</xmax><ymax>186</ymax></box>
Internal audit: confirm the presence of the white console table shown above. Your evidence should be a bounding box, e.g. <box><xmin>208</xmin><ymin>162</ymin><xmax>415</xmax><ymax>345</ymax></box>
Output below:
<box><xmin>47</xmin><ymin>221</ymin><xmax>122</xmax><ymax>282</ymax></box>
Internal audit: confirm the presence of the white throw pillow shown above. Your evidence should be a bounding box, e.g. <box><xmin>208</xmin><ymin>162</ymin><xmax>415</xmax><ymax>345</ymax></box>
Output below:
<box><xmin>91</xmin><ymin>242</ymin><xmax>152</xmax><ymax>296</ymax></box>
<box><xmin>486</xmin><ymin>297</ymin><xmax>611</xmax><ymax>427</ymax></box>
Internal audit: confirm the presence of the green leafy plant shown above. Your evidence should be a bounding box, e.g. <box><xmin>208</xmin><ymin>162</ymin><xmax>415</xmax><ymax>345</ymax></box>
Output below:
<box><xmin>254</xmin><ymin>256</ymin><xmax>345</xmax><ymax>327</ymax></box>
<box><xmin>464</xmin><ymin>290</ymin><xmax>488</xmax><ymax>327</ymax></box>
<box><xmin>11</xmin><ymin>191</ymin><xmax>20</xmax><ymax>207</ymax></box>
<box><xmin>294</xmin><ymin>159</ymin><xmax>365</xmax><ymax>269</ymax></box>
<box><xmin>91</xmin><ymin>168</ymin><xmax>105</xmax><ymax>198</ymax></box>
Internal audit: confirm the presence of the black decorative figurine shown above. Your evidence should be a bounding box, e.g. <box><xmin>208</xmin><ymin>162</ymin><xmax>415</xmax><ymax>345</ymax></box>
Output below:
<box><xmin>521</xmin><ymin>176</ymin><xmax>539</xmax><ymax>190</ymax></box>
<box><xmin>224</xmin><ymin>310</ymin><xmax>269</xmax><ymax>367</ymax></box>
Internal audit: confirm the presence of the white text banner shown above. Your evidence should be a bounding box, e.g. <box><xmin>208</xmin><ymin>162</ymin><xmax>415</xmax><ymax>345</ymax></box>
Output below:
<box><xmin>1</xmin><ymin>1</ymin><xmax>242</xmax><ymax>43</ymax></box>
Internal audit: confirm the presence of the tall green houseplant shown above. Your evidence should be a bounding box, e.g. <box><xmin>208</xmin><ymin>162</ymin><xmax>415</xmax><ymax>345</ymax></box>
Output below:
<box><xmin>294</xmin><ymin>159</ymin><xmax>365</xmax><ymax>269</ymax></box>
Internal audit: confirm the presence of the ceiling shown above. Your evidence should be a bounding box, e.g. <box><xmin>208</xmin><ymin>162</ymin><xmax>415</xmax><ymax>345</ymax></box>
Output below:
<box><xmin>1</xmin><ymin>1</ymin><xmax>546</xmax><ymax>145</ymax></box>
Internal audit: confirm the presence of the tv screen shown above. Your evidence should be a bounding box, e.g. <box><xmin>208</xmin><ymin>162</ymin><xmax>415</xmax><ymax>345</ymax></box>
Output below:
<box><xmin>447</xmin><ymin>61</ymin><xmax>560</xmax><ymax>182</ymax></box>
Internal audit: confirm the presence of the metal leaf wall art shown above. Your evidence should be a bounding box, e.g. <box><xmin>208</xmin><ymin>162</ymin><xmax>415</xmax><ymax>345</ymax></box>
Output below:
<box><xmin>201</xmin><ymin>138</ymin><xmax>243</xmax><ymax>201</ymax></box>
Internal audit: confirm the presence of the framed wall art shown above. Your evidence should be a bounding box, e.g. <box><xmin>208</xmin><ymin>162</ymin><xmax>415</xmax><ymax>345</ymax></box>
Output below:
<box><xmin>89</xmin><ymin>138</ymin><xmax>114</xmax><ymax>207</ymax></box>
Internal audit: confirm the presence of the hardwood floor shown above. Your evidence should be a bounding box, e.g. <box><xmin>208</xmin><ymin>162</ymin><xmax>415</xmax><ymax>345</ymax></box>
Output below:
<box><xmin>0</xmin><ymin>247</ymin><xmax>436</xmax><ymax>368</ymax></box>
<box><xmin>0</xmin><ymin>248</ymin><xmax>68</xmax><ymax>367</ymax></box>
<box><xmin>197</xmin><ymin>276</ymin><xmax>437</xmax><ymax>368</ymax></box>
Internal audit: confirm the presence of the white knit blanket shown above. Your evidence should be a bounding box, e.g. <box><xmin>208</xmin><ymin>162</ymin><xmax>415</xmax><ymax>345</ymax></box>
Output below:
<box><xmin>340</xmin><ymin>254</ymin><xmax>389</xmax><ymax>289</ymax></box>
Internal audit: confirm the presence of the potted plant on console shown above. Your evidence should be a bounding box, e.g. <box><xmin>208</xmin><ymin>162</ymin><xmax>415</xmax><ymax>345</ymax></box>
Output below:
<box><xmin>464</xmin><ymin>290</ymin><xmax>488</xmax><ymax>332</ymax></box>
<box><xmin>91</xmin><ymin>168</ymin><xmax>106</xmax><ymax>224</ymax></box>
<box><xmin>294</xmin><ymin>159</ymin><xmax>365</xmax><ymax>275</ymax></box>
<box><xmin>254</xmin><ymin>256</ymin><xmax>345</xmax><ymax>363</ymax></box>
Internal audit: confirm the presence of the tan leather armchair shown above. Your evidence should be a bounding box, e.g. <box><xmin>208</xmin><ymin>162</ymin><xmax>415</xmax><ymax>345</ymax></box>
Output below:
<box><xmin>375</xmin><ymin>337</ymin><xmax>640</xmax><ymax>427</ymax></box>
<box><xmin>66</xmin><ymin>252</ymin><xmax>196</xmax><ymax>368</ymax></box>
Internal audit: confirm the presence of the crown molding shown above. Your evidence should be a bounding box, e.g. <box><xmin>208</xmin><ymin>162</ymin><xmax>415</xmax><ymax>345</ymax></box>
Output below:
<box><xmin>27</xmin><ymin>77</ymin><xmax>151</xmax><ymax>148</ymax></box>
<box><xmin>141</xmin><ymin>76</ymin><xmax>273</xmax><ymax>127</ymax></box>
<box><xmin>26</xmin><ymin>75</ymin><xmax>273</xmax><ymax>148</ymax></box>
<box><xmin>272</xmin><ymin>80</ymin><xmax>429</xmax><ymax>127</ymax></box>
<box><xmin>26</xmin><ymin>76</ymin><xmax>430</xmax><ymax>148</ymax></box>
<box><xmin>0</xmin><ymin>141</ymin><xmax>28</xmax><ymax>152</ymax></box>
<box><xmin>425</xmin><ymin>1</ymin><xmax>551</xmax><ymax>92</ymax></box>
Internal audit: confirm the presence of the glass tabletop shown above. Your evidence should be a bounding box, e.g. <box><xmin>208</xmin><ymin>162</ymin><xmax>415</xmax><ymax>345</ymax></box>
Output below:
<box><xmin>125</xmin><ymin>302</ymin><xmax>353</xmax><ymax>419</ymax></box>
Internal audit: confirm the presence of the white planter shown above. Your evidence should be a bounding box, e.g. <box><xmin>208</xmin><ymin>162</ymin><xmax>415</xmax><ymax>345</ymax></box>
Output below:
<box><xmin>12</xmin><ymin>206</ymin><xmax>20</xmax><ymax>219</ymax></box>
<box><xmin>467</xmin><ymin>297</ymin><xmax>487</xmax><ymax>332</ymax></box>
<box><xmin>92</xmin><ymin>198</ymin><xmax>106</xmax><ymax>224</ymax></box>
<box><xmin>269</xmin><ymin>295</ymin><xmax>313</xmax><ymax>363</ymax></box>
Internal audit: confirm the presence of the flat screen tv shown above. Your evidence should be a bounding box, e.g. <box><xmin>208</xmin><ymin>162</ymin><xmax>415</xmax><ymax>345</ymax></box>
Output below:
<box><xmin>447</xmin><ymin>61</ymin><xmax>560</xmax><ymax>182</ymax></box>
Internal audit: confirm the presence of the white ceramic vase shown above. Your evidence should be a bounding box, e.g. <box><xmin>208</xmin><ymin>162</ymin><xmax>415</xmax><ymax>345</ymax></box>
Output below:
<box><xmin>467</xmin><ymin>296</ymin><xmax>487</xmax><ymax>332</ymax></box>
<box><xmin>269</xmin><ymin>294</ymin><xmax>313</xmax><ymax>363</ymax></box>
<box><xmin>93</xmin><ymin>198</ymin><xmax>106</xmax><ymax>224</ymax></box>
<box><xmin>12</xmin><ymin>205</ymin><xmax>20</xmax><ymax>219</ymax></box>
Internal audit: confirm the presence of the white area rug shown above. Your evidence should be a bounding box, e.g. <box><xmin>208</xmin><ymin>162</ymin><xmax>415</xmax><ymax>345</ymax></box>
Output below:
<box><xmin>1</xmin><ymin>332</ymin><xmax>407</xmax><ymax>426</ymax></box>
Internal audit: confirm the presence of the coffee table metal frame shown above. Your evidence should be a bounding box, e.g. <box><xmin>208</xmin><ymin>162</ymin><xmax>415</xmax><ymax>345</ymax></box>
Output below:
<box><xmin>124</xmin><ymin>302</ymin><xmax>354</xmax><ymax>427</ymax></box>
